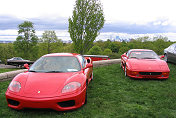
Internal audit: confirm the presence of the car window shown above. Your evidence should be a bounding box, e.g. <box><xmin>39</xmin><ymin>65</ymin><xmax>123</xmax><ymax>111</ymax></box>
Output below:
<box><xmin>126</xmin><ymin>50</ymin><xmax>130</xmax><ymax>57</ymax></box>
<box><xmin>129</xmin><ymin>51</ymin><xmax>159</xmax><ymax>59</ymax></box>
<box><xmin>77</xmin><ymin>55</ymin><xmax>86</xmax><ymax>68</ymax></box>
<box><xmin>17</xmin><ymin>57</ymin><xmax>22</xmax><ymax>60</ymax></box>
<box><xmin>170</xmin><ymin>44</ymin><xmax>176</xmax><ymax>51</ymax></box>
<box><xmin>174</xmin><ymin>45</ymin><xmax>176</xmax><ymax>52</ymax></box>
<box><xmin>29</xmin><ymin>56</ymin><xmax>81</xmax><ymax>72</ymax></box>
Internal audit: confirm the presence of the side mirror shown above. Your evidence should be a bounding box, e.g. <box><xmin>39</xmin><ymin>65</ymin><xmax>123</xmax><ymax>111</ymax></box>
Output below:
<box><xmin>160</xmin><ymin>55</ymin><xmax>165</xmax><ymax>59</ymax></box>
<box><xmin>83</xmin><ymin>63</ymin><xmax>93</xmax><ymax>70</ymax></box>
<box><xmin>24</xmin><ymin>64</ymin><xmax>29</xmax><ymax>69</ymax></box>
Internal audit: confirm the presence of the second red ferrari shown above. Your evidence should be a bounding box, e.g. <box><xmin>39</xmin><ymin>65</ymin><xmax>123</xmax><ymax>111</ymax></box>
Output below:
<box><xmin>121</xmin><ymin>49</ymin><xmax>170</xmax><ymax>79</ymax></box>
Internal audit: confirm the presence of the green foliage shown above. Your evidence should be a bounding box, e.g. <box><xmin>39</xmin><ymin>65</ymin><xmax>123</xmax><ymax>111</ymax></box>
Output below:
<box><xmin>108</xmin><ymin>42</ymin><xmax>121</xmax><ymax>53</ymax></box>
<box><xmin>0</xmin><ymin>43</ymin><xmax>15</xmax><ymax>63</ymax></box>
<box><xmin>13</xmin><ymin>21</ymin><xmax>38</xmax><ymax>60</ymax></box>
<box><xmin>61</xmin><ymin>43</ymin><xmax>74</xmax><ymax>53</ymax></box>
<box><xmin>103</xmin><ymin>48</ymin><xmax>112</xmax><ymax>55</ymax></box>
<box><xmin>119</xmin><ymin>46</ymin><xmax>130</xmax><ymax>54</ymax></box>
<box><xmin>108</xmin><ymin>53</ymin><xmax>121</xmax><ymax>59</ymax></box>
<box><xmin>68</xmin><ymin>0</ymin><xmax>105</xmax><ymax>54</ymax></box>
<box><xmin>88</xmin><ymin>45</ymin><xmax>102</xmax><ymax>55</ymax></box>
<box><xmin>40</xmin><ymin>31</ymin><xmax>62</xmax><ymax>54</ymax></box>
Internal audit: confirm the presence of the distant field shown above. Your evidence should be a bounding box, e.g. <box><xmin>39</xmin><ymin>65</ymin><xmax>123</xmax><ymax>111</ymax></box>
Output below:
<box><xmin>0</xmin><ymin>63</ymin><xmax>176</xmax><ymax>118</ymax></box>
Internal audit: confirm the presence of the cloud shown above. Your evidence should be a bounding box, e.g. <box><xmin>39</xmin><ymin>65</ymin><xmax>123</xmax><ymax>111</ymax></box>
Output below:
<box><xmin>0</xmin><ymin>15</ymin><xmax>68</xmax><ymax>30</ymax></box>
<box><xmin>0</xmin><ymin>15</ymin><xmax>23</xmax><ymax>30</ymax></box>
<box><xmin>102</xmin><ymin>19</ymin><xmax>176</xmax><ymax>34</ymax></box>
<box><xmin>1</xmin><ymin>15</ymin><xmax>176</xmax><ymax>41</ymax></box>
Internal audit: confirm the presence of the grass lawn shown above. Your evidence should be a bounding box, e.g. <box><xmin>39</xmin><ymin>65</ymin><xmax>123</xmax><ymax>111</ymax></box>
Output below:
<box><xmin>0</xmin><ymin>68</ymin><xmax>19</xmax><ymax>73</ymax></box>
<box><xmin>0</xmin><ymin>63</ymin><xmax>176</xmax><ymax>118</ymax></box>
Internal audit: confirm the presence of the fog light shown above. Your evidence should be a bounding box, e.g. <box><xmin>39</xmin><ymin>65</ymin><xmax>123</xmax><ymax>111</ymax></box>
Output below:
<box><xmin>162</xmin><ymin>72</ymin><xmax>169</xmax><ymax>76</ymax></box>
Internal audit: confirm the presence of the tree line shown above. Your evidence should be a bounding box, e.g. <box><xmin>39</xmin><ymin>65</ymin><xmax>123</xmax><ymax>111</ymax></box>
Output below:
<box><xmin>0</xmin><ymin>33</ymin><xmax>175</xmax><ymax>64</ymax></box>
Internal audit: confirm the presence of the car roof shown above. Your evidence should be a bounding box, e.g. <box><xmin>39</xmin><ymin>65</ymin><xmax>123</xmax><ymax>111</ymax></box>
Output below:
<box><xmin>43</xmin><ymin>53</ymin><xmax>80</xmax><ymax>57</ymax></box>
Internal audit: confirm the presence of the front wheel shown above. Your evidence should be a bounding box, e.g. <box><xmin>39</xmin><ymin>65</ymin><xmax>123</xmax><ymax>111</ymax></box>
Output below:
<box><xmin>124</xmin><ymin>66</ymin><xmax>127</xmax><ymax>77</ymax></box>
<box><xmin>84</xmin><ymin>86</ymin><xmax>87</xmax><ymax>104</ymax></box>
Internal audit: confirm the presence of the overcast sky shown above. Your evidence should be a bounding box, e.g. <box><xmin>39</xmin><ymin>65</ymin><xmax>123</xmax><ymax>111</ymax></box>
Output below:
<box><xmin>1</xmin><ymin>0</ymin><xmax>176</xmax><ymax>41</ymax></box>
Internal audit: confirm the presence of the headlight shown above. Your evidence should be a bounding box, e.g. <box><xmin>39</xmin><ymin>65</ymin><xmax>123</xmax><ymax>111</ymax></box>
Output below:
<box><xmin>62</xmin><ymin>82</ymin><xmax>81</xmax><ymax>93</ymax></box>
<box><xmin>8</xmin><ymin>81</ymin><xmax>21</xmax><ymax>92</ymax></box>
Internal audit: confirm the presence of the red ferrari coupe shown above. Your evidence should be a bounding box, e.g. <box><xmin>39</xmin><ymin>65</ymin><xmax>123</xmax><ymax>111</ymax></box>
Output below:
<box><xmin>121</xmin><ymin>49</ymin><xmax>170</xmax><ymax>79</ymax></box>
<box><xmin>6</xmin><ymin>53</ymin><xmax>93</xmax><ymax>111</ymax></box>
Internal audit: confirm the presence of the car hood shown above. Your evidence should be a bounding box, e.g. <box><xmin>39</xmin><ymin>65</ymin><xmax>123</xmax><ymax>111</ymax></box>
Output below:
<box><xmin>127</xmin><ymin>59</ymin><xmax>170</xmax><ymax>72</ymax></box>
<box><xmin>21</xmin><ymin>72</ymin><xmax>81</xmax><ymax>98</ymax></box>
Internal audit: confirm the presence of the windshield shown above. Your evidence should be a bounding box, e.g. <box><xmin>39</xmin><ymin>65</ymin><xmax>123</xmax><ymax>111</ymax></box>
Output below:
<box><xmin>129</xmin><ymin>51</ymin><xmax>159</xmax><ymax>59</ymax></box>
<box><xmin>29</xmin><ymin>56</ymin><xmax>81</xmax><ymax>73</ymax></box>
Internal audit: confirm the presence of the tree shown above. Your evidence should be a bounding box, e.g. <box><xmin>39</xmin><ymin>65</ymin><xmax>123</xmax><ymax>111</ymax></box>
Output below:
<box><xmin>118</xmin><ymin>46</ymin><xmax>130</xmax><ymax>54</ymax></box>
<box><xmin>68</xmin><ymin>0</ymin><xmax>105</xmax><ymax>54</ymax></box>
<box><xmin>14</xmin><ymin>21</ymin><xmax>38</xmax><ymax>60</ymax></box>
<box><xmin>40</xmin><ymin>30</ymin><xmax>62</xmax><ymax>54</ymax></box>
<box><xmin>0</xmin><ymin>43</ymin><xmax>15</xmax><ymax>64</ymax></box>
<box><xmin>108</xmin><ymin>42</ymin><xmax>120</xmax><ymax>53</ymax></box>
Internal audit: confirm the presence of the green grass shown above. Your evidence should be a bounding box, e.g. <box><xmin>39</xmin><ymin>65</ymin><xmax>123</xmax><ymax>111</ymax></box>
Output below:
<box><xmin>0</xmin><ymin>63</ymin><xmax>176</xmax><ymax>118</ymax></box>
<box><xmin>0</xmin><ymin>68</ymin><xmax>19</xmax><ymax>73</ymax></box>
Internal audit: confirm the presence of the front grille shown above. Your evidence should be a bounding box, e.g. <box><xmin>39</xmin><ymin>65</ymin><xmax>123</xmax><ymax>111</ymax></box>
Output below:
<box><xmin>139</xmin><ymin>72</ymin><xmax>162</xmax><ymax>75</ymax></box>
<box><xmin>58</xmin><ymin>100</ymin><xmax>75</xmax><ymax>107</ymax></box>
<box><xmin>7</xmin><ymin>99</ymin><xmax>20</xmax><ymax>106</ymax></box>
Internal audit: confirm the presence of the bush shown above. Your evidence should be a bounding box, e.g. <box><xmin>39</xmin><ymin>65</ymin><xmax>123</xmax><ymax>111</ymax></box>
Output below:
<box><xmin>88</xmin><ymin>45</ymin><xmax>102</xmax><ymax>55</ymax></box>
<box><xmin>109</xmin><ymin>53</ymin><xmax>121</xmax><ymax>59</ymax></box>
<box><xmin>103</xmin><ymin>48</ymin><xmax>112</xmax><ymax>55</ymax></box>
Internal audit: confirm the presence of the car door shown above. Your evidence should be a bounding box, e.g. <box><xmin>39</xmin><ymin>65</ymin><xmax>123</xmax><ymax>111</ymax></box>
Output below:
<box><xmin>77</xmin><ymin>55</ymin><xmax>92</xmax><ymax>81</ymax></box>
<box><xmin>167</xmin><ymin>44</ymin><xmax>175</xmax><ymax>62</ymax></box>
<box><xmin>172</xmin><ymin>45</ymin><xmax>176</xmax><ymax>63</ymax></box>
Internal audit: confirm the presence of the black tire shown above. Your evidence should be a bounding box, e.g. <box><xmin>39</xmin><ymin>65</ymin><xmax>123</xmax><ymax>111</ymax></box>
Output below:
<box><xmin>124</xmin><ymin>66</ymin><xmax>127</xmax><ymax>77</ymax></box>
<box><xmin>91</xmin><ymin>73</ymin><xmax>93</xmax><ymax>80</ymax></box>
<box><xmin>84</xmin><ymin>86</ymin><xmax>87</xmax><ymax>104</ymax></box>
<box><xmin>84</xmin><ymin>81</ymin><xmax>88</xmax><ymax>104</ymax></box>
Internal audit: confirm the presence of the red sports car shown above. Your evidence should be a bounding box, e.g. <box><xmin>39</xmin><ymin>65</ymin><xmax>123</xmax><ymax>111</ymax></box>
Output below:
<box><xmin>121</xmin><ymin>49</ymin><xmax>170</xmax><ymax>79</ymax></box>
<box><xmin>5</xmin><ymin>53</ymin><xmax>93</xmax><ymax>111</ymax></box>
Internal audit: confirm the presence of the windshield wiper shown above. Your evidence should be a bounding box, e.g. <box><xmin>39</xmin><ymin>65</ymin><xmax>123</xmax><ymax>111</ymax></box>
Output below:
<box><xmin>45</xmin><ymin>71</ymin><xmax>64</xmax><ymax>73</ymax></box>
<box><xmin>130</xmin><ymin>57</ymin><xmax>138</xmax><ymax>59</ymax></box>
<box><xmin>29</xmin><ymin>70</ymin><xmax>37</xmax><ymax>72</ymax></box>
<box><xmin>141</xmin><ymin>57</ymin><xmax>155</xmax><ymax>59</ymax></box>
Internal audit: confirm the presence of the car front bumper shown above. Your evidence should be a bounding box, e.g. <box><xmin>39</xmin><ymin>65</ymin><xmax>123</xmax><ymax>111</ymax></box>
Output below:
<box><xmin>127</xmin><ymin>70</ymin><xmax>169</xmax><ymax>79</ymax></box>
<box><xmin>5</xmin><ymin>87</ymin><xmax>86</xmax><ymax>111</ymax></box>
